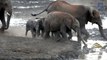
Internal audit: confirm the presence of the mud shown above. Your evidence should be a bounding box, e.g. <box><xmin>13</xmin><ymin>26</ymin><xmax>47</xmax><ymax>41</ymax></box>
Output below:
<box><xmin>0</xmin><ymin>29</ymin><xmax>82</xmax><ymax>59</ymax></box>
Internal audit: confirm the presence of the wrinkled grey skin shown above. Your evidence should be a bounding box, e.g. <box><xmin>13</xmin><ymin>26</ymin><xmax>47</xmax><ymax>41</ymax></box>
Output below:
<box><xmin>25</xmin><ymin>20</ymin><xmax>37</xmax><ymax>38</ymax></box>
<box><xmin>31</xmin><ymin>0</ymin><xmax>107</xmax><ymax>41</ymax></box>
<box><xmin>43</xmin><ymin>11</ymin><xmax>86</xmax><ymax>45</ymax></box>
<box><xmin>0</xmin><ymin>0</ymin><xmax>12</xmax><ymax>31</ymax></box>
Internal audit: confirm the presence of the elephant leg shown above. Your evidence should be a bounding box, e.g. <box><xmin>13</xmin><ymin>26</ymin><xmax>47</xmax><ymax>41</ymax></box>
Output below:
<box><xmin>49</xmin><ymin>32</ymin><xmax>54</xmax><ymax>37</ymax></box>
<box><xmin>66</xmin><ymin>28</ymin><xmax>72</xmax><ymax>40</ymax></box>
<box><xmin>6</xmin><ymin>14</ymin><xmax>11</xmax><ymax>29</ymax></box>
<box><xmin>25</xmin><ymin>25</ymin><xmax>30</xmax><ymax>36</ymax></box>
<box><xmin>76</xmin><ymin>28</ymin><xmax>82</xmax><ymax>43</ymax></box>
<box><xmin>36</xmin><ymin>29</ymin><xmax>40</xmax><ymax>37</ymax></box>
<box><xmin>41</xmin><ymin>30</ymin><xmax>45</xmax><ymax>37</ymax></box>
<box><xmin>44</xmin><ymin>31</ymin><xmax>50</xmax><ymax>39</ymax></box>
<box><xmin>60</xmin><ymin>24</ymin><xmax>68</xmax><ymax>40</ymax></box>
<box><xmin>81</xmin><ymin>27</ymin><xmax>90</xmax><ymax>42</ymax></box>
<box><xmin>43</xmin><ymin>26</ymin><xmax>50</xmax><ymax>39</ymax></box>
<box><xmin>0</xmin><ymin>18</ymin><xmax>6</xmax><ymax>31</ymax></box>
<box><xmin>25</xmin><ymin>29</ymin><xmax>29</xmax><ymax>36</ymax></box>
<box><xmin>76</xmin><ymin>27</ymin><xmax>87</xmax><ymax>46</ymax></box>
<box><xmin>0</xmin><ymin>9</ymin><xmax>6</xmax><ymax>31</ymax></box>
<box><xmin>54</xmin><ymin>31</ymin><xmax>61</xmax><ymax>41</ymax></box>
<box><xmin>43</xmin><ymin>21</ymin><xmax>49</xmax><ymax>39</ymax></box>
<box><xmin>5</xmin><ymin>5</ymin><xmax>12</xmax><ymax>29</ymax></box>
<box><xmin>31</xmin><ymin>29</ymin><xmax>36</xmax><ymax>38</ymax></box>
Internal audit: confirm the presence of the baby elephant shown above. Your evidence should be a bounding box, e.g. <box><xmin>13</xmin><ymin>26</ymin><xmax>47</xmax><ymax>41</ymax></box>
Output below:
<box><xmin>25</xmin><ymin>20</ymin><xmax>37</xmax><ymax>38</ymax></box>
<box><xmin>43</xmin><ymin>11</ymin><xmax>85</xmax><ymax>44</ymax></box>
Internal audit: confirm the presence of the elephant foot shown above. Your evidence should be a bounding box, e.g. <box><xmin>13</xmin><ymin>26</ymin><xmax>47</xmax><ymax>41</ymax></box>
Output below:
<box><xmin>82</xmin><ymin>36</ymin><xmax>88</xmax><ymax>42</ymax></box>
<box><xmin>68</xmin><ymin>37</ymin><xmax>71</xmax><ymax>40</ymax></box>
<box><xmin>0</xmin><ymin>26</ymin><xmax>8</xmax><ymax>31</ymax></box>
<box><xmin>0</xmin><ymin>28</ymin><xmax>5</xmax><ymax>32</ymax></box>
<box><xmin>83</xmin><ymin>45</ymin><xmax>89</xmax><ymax>54</ymax></box>
<box><xmin>43</xmin><ymin>35</ymin><xmax>50</xmax><ymax>39</ymax></box>
<box><xmin>84</xmin><ymin>37</ymin><xmax>88</xmax><ymax>42</ymax></box>
<box><xmin>56</xmin><ymin>38</ymin><xmax>61</xmax><ymax>42</ymax></box>
<box><xmin>56</xmin><ymin>38</ymin><xmax>69</xmax><ymax>42</ymax></box>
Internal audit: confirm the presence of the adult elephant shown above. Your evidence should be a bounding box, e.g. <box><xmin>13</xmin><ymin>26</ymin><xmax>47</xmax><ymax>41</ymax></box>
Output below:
<box><xmin>31</xmin><ymin>0</ymin><xmax>107</xmax><ymax>41</ymax></box>
<box><xmin>43</xmin><ymin>11</ymin><xmax>86</xmax><ymax>46</ymax></box>
<box><xmin>0</xmin><ymin>0</ymin><xmax>12</xmax><ymax>31</ymax></box>
<box><xmin>35</xmin><ymin>17</ymin><xmax>72</xmax><ymax>39</ymax></box>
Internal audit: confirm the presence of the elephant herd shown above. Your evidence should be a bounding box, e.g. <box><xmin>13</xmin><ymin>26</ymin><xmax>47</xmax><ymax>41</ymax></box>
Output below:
<box><xmin>31</xmin><ymin>1</ymin><xmax>107</xmax><ymax>41</ymax></box>
<box><xmin>0</xmin><ymin>0</ymin><xmax>107</xmax><ymax>46</ymax></box>
<box><xmin>26</xmin><ymin>11</ymin><xmax>84</xmax><ymax>43</ymax></box>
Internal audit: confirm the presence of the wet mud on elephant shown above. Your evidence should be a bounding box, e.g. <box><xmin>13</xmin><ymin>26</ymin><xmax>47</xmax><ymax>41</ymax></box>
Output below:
<box><xmin>0</xmin><ymin>0</ymin><xmax>12</xmax><ymax>31</ymax></box>
<box><xmin>43</xmin><ymin>11</ymin><xmax>86</xmax><ymax>46</ymax></box>
<box><xmin>31</xmin><ymin>0</ymin><xmax>107</xmax><ymax>41</ymax></box>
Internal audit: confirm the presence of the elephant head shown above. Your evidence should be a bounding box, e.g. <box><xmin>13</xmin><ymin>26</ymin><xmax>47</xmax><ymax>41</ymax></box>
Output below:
<box><xmin>0</xmin><ymin>0</ymin><xmax>12</xmax><ymax>31</ymax></box>
<box><xmin>89</xmin><ymin>9</ymin><xmax>107</xmax><ymax>40</ymax></box>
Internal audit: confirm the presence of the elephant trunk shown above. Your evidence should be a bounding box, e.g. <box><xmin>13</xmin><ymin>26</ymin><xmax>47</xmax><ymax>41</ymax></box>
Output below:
<box><xmin>98</xmin><ymin>23</ymin><xmax>107</xmax><ymax>40</ymax></box>
<box><xmin>6</xmin><ymin>12</ymin><xmax>12</xmax><ymax>29</ymax></box>
<box><xmin>5</xmin><ymin>11</ymin><xmax>12</xmax><ymax>30</ymax></box>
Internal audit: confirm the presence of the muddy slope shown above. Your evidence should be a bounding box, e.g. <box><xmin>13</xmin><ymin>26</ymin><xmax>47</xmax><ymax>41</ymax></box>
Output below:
<box><xmin>0</xmin><ymin>35</ymin><xmax>82</xmax><ymax>60</ymax></box>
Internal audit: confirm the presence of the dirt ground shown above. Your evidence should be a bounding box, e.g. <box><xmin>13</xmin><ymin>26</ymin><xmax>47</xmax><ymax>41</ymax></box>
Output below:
<box><xmin>0</xmin><ymin>26</ymin><xmax>31</xmax><ymax>38</ymax></box>
<box><xmin>0</xmin><ymin>26</ymin><xmax>82</xmax><ymax>60</ymax></box>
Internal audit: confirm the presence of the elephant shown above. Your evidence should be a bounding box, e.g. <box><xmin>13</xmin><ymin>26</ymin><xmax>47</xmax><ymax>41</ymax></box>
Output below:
<box><xmin>31</xmin><ymin>0</ymin><xmax>107</xmax><ymax>41</ymax></box>
<box><xmin>35</xmin><ymin>17</ymin><xmax>45</xmax><ymax>37</ymax></box>
<box><xmin>0</xmin><ymin>0</ymin><xmax>12</xmax><ymax>31</ymax></box>
<box><xmin>51</xmin><ymin>26</ymin><xmax>72</xmax><ymax>40</ymax></box>
<box><xmin>35</xmin><ymin>17</ymin><xmax>72</xmax><ymax>39</ymax></box>
<box><xmin>43</xmin><ymin>11</ymin><xmax>86</xmax><ymax>46</ymax></box>
<box><xmin>25</xmin><ymin>20</ymin><xmax>37</xmax><ymax>38</ymax></box>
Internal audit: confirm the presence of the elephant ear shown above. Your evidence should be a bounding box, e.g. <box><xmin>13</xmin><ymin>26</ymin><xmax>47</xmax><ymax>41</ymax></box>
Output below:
<box><xmin>89</xmin><ymin>8</ymin><xmax>101</xmax><ymax>23</ymax></box>
<box><xmin>90</xmin><ymin>8</ymin><xmax>100</xmax><ymax>18</ymax></box>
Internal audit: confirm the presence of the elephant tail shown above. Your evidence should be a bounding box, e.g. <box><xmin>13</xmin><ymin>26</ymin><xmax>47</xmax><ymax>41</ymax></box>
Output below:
<box><xmin>31</xmin><ymin>9</ymin><xmax>47</xmax><ymax>16</ymax></box>
<box><xmin>31</xmin><ymin>1</ymin><xmax>56</xmax><ymax>16</ymax></box>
